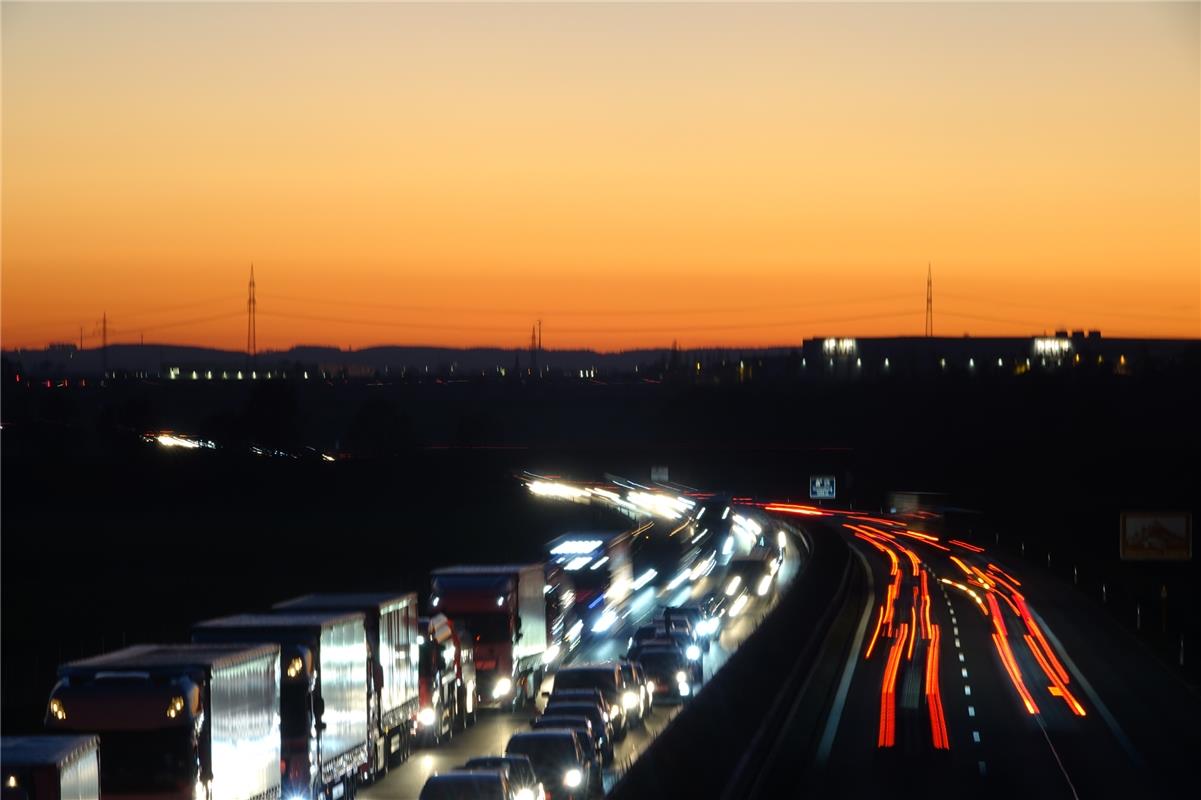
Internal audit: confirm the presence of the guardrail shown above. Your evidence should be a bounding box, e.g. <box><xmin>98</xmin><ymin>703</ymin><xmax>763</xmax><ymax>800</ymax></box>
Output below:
<box><xmin>608</xmin><ymin>522</ymin><xmax>864</xmax><ymax>799</ymax></box>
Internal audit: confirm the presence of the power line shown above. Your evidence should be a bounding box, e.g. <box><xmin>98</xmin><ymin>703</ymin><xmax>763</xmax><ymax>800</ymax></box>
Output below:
<box><xmin>255</xmin><ymin>291</ymin><xmax>920</xmax><ymax>318</ymax></box>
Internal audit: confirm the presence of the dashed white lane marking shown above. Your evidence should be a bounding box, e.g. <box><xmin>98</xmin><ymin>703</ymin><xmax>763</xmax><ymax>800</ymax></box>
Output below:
<box><xmin>979</xmin><ymin>761</ymin><xmax>987</xmax><ymax>776</ymax></box>
<box><xmin>955</xmin><ymin>638</ymin><xmax>961</xmax><ymax>648</ymax></box>
<box><xmin>968</xmin><ymin>705</ymin><xmax>976</xmax><ymax>717</ymax></box>
<box><xmin>964</xmin><ymin>685</ymin><xmax>972</xmax><ymax>696</ymax></box>
<box><xmin>961</xmin><ymin>668</ymin><xmax>969</xmax><ymax>678</ymax></box>
<box><xmin>953</xmin><ymin>626</ymin><xmax>959</xmax><ymax>636</ymax></box>
<box><xmin>972</xmin><ymin>731</ymin><xmax>981</xmax><ymax>743</ymax></box>
<box><xmin>958</xmin><ymin>653</ymin><xmax>965</xmax><ymax>662</ymax></box>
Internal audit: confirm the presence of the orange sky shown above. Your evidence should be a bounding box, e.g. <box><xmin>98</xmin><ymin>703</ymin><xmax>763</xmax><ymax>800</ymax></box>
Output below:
<box><xmin>2</xmin><ymin>1</ymin><xmax>1198</xmax><ymax>351</ymax></box>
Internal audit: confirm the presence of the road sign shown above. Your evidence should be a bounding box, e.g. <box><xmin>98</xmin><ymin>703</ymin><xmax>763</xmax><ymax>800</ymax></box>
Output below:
<box><xmin>810</xmin><ymin>475</ymin><xmax>836</xmax><ymax>500</ymax></box>
<box><xmin>1119</xmin><ymin>512</ymin><xmax>1192</xmax><ymax>561</ymax></box>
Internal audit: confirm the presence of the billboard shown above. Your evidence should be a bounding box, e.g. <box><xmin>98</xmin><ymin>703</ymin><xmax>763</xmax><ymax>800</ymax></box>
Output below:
<box><xmin>1119</xmin><ymin>512</ymin><xmax>1192</xmax><ymax>561</ymax></box>
<box><xmin>809</xmin><ymin>475</ymin><xmax>836</xmax><ymax>500</ymax></box>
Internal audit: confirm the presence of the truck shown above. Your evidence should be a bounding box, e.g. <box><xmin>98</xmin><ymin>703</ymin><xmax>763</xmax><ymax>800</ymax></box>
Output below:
<box><xmin>1</xmin><ymin>736</ymin><xmax>100</xmax><ymax>800</ymax></box>
<box><xmin>192</xmin><ymin>613</ymin><xmax>368</xmax><ymax>800</ymax></box>
<box><xmin>42</xmin><ymin>644</ymin><xmax>280</xmax><ymax>800</ymax></box>
<box><xmin>429</xmin><ymin>564</ymin><xmax>552</xmax><ymax>710</ymax></box>
<box><xmin>414</xmin><ymin>614</ymin><xmax>477</xmax><ymax>746</ymax></box>
<box><xmin>272</xmin><ymin>593</ymin><xmax>421</xmax><ymax>775</ymax></box>
<box><xmin>546</xmin><ymin>531</ymin><xmax>634</xmax><ymax>635</ymax></box>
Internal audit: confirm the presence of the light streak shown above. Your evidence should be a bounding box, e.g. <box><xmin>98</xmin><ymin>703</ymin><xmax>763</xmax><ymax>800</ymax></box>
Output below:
<box><xmin>1024</xmin><ymin>634</ymin><xmax>1087</xmax><ymax>716</ymax></box>
<box><xmin>864</xmin><ymin>605</ymin><xmax>885</xmax><ymax>660</ymax></box>
<box><xmin>991</xmin><ymin>632</ymin><xmax>1040</xmax><ymax>715</ymax></box>
<box><xmin>949</xmin><ymin>555</ymin><xmax>975</xmax><ymax>579</ymax></box>
<box><xmin>907</xmin><ymin>606</ymin><xmax>918</xmax><ymax>661</ymax></box>
<box><xmin>986</xmin><ymin>563</ymin><xmax>1022</xmax><ymax>587</ymax></box>
<box><xmin>878</xmin><ymin>623</ymin><xmax>908</xmax><ymax>748</ymax></box>
<box><xmin>920</xmin><ymin>570</ymin><xmax>933</xmax><ymax>639</ymax></box>
<box><xmin>949</xmin><ymin>539</ymin><xmax>986</xmax><ymax>553</ymax></box>
<box><xmin>925</xmin><ymin>624</ymin><xmax>950</xmax><ymax>750</ymax></box>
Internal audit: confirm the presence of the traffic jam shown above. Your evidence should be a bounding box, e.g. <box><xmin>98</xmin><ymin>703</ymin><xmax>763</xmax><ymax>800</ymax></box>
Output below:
<box><xmin>24</xmin><ymin>476</ymin><xmax>797</xmax><ymax>800</ymax></box>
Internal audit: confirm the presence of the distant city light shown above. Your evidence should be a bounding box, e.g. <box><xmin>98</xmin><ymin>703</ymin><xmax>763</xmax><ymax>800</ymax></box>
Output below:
<box><xmin>1033</xmin><ymin>337</ymin><xmax>1072</xmax><ymax>357</ymax></box>
<box><xmin>822</xmin><ymin>338</ymin><xmax>857</xmax><ymax>356</ymax></box>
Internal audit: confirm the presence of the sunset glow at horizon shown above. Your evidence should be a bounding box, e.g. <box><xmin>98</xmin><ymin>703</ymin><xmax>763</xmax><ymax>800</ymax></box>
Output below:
<box><xmin>2</xmin><ymin>1</ymin><xmax>1198</xmax><ymax>352</ymax></box>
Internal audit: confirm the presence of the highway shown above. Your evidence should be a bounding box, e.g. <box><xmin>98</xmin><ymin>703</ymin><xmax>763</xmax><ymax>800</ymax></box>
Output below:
<box><xmin>361</xmin><ymin>511</ymin><xmax>803</xmax><ymax>799</ymax></box>
<box><xmin>761</xmin><ymin>504</ymin><xmax>1199</xmax><ymax>799</ymax></box>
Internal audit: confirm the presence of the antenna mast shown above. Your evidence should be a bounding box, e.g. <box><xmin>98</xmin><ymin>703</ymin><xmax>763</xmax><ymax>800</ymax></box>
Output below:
<box><xmin>247</xmin><ymin>264</ymin><xmax>257</xmax><ymax>362</ymax></box>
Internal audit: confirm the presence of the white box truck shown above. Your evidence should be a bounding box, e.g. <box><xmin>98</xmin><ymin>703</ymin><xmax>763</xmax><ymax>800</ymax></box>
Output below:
<box><xmin>192</xmin><ymin>613</ymin><xmax>368</xmax><ymax>800</ymax></box>
<box><xmin>273</xmin><ymin>594</ymin><xmax>420</xmax><ymax>775</ymax></box>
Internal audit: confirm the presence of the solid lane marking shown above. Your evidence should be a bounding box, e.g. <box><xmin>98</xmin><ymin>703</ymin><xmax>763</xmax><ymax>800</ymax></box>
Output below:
<box><xmin>816</xmin><ymin>545</ymin><xmax>877</xmax><ymax>764</ymax></box>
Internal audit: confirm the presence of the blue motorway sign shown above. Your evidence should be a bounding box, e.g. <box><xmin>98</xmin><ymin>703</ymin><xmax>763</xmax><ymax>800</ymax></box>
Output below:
<box><xmin>810</xmin><ymin>475</ymin><xmax>836</xmax><ymax>499</ymax></box>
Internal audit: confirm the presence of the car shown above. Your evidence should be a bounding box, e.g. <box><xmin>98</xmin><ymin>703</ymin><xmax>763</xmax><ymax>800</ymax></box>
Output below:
<box><xmin>540</xmin><ymin>701</ymin><xmax>614</xmax><ymax>764</ymax></box>
<box><xmin>531</xmin><ymin>715</ymin><xmax>603</xmax><ymax>776</ymax></box>
<box><xmin>629</xmin><ymin>626</ymin><xmax>703</xmax><ymax>663</ymax></box>
<box><xmin>551</xmin><ymin>663</ymin><xmax>629</xmax><ymax>738</ymax></box>
<box><xmin>618</xmin><ymin>660</ymin><xmax>651</xmax><ymax>723</ymax></box>
<box><xmin>546</xmin><ymin>687</ymin><xmax>607</xmax><ymax>710</ymax></box>
<box><xmin>505</xmin><ymin>730</ymin><xmax>593</xmax><ymax>800</ymax></box>
<box><xmin>634</xmin><ymin>646</ymin><xmax>695</xmax><ymax>704</ymax></box>
<box><xmin>628</xmin><ymin>638</ymin><xmax>702</xmax><ymax>684</ymax></box>
<box><xmin>664</xmin><ymin>603</ymin><xmax>718</xmax><ymax>643</ymax></box>
<box><xmin>419</xmin><ymin>769</ymin><xmax>516</xmax><ymax>800</ymax></box>
<box><xmin>462</xmin><ymin>756</ymin><xmax>544</xmax><ymax>800</ymax></box>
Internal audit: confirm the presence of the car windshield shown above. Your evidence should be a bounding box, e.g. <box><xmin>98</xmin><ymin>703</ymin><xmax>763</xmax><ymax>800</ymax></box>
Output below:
<box><xmin>636</xmin><ymin>650</ymin><xmax>684</xmax><ymax>673</ymax></box>
<box><xmin>418</xmin><ymin>775</ymin><xmax>503</xmax><ymax>800</ymax></box>
<box><xmin>506</xmin><ymin>736</ymin><xmax>577</xmax><ymax>778</ymax></box>
<box><xmin>553</xmin><ymin>668</ymin><xmax>616</xmax><ymax>695</ymax></box>
<box><xmin>464</xmin><ymin>758</ymin><xmax>536</xmax><ymax>786</ymax></box>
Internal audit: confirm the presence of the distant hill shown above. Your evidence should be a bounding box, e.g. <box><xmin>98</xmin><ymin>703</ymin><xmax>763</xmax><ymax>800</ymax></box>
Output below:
<box><xmin>1</xmin><ymin>342</ymin><xmax>796</xmax><ymax>377</ymax></box>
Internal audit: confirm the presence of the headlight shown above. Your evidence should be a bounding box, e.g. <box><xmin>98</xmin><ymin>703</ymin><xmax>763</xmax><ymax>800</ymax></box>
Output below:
<box><xmin>515</xmin><ymin>790</ymin><xmax>535</xmax><ymax>800</ymax></box>
<box><xmin>675</xmin><ymin>670</ymin><xmax>688</xmax><ymax>683</ymax></box>
<box><xmin>286</xmin><ymin>657</ymin><xmax>304</xmax><ymax>679</ymax></box>
<box><xmin>677</xmin><ymin>681</ymin><xmax>691</xmax><ymax>696</ymax></box>
<box><xmin>622</xmin><ymin>690</ymin><xmax>639</xmax><ymax>710</ymax></box>
<box><xmin>541</xmin><ymin>644</ymin><xmax>561</xmax><ymax>665</ymax></box>
<box><xmin>417</xmin><ymin>707</ymin><xmax>436</xmax><ymax>727</ymax></box>
<box><xmin>756</xmin><ymin>574</ymin><xmax>772</xmax><ymax>597</ymax></box>
<box><xmin>646</xmin><ymin>680</ymin><xmax>655</xmax><ymax>694</ymax></box>
<box><xmin>48</xmin><ymin>698</ymin><xmax>67</xmax><ymax>721</ymax></box>
<box><xmin>492</xmin><ymin>677</ymin><xmax>513</xmax><ymax>699</ymax></box>
<box><xmin>563</xmin><ymin>768</ymin><xmax>582</xmax><ymax>788</ymax></box>
<box><xmin>686</xmin><ymin>644</ymin><xmax>701</xmax><ymax>661</ymax></box>
<box><xmin>730</xmin><ymin>594</ymin><xmax>749</xmax><ymax>617</ymax></box>
<box><xmin>166</xmin><ymin>695</ymin><xmax>186</xmax><ymax>719</ymax></box>
<box><xmin>610</xmin><ymin>703</ymin><xmax>621</xmax><ymax>718</ymax></box>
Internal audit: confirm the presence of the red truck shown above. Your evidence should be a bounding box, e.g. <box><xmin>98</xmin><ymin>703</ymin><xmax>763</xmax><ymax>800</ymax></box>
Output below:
<box><xmin>414</xmin><ymin>614</ymin><xmax>477</xmax><ymax>746</ymax></box>
<box><xmin>430</xmin><ymin>564</ymin><xmax>557</xmax><ymax>711</ymax></box>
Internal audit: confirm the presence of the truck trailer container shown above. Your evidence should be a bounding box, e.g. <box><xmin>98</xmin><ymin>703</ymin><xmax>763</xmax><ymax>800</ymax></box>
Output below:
<box><xmin>1</xmin><ymin>736</ymin><xmax>100</xmax><ymax>800</ymax></box>
<box><xmin>192</xmin><ymin>613</ymin><xmax>368</xmax><ymax>800</ymax></box>
<box><xmin>43</xmin><ymin>644</ymin><xmax>280</xmax><ymax>800</ymax></box>
<box><xmin>430</xmin><ymin>564</ymin><xmax>551</xmax><ymax>709</ymax></box>
<box><xmin>273</xmin><ymin>594</ymin><xmax>420</xmax><ymax>774</ymax></box>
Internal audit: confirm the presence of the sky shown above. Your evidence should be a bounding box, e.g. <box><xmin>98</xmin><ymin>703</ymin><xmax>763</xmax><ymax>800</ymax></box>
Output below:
<box><xmin>2</xmin><ymin>1</ymin><xmax>1198</xmax><ymax>352</ymax></box>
